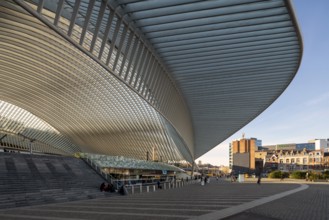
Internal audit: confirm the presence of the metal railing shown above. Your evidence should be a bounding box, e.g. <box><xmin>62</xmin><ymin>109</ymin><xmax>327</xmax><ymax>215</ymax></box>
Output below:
<box><xmin>124</xmin><ymin>179</ymin><xmax>201</xmax><ymax>195</ymax></box>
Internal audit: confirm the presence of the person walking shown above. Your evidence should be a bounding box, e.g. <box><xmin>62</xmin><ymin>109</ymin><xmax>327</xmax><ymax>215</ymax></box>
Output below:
<box><xmin>257</xmin><ymin>174</ymin><xmax>261</xmax><ymax>184</ymax></box>
<box><xmin>257</xmin><ymin>167</ymin><xmax>263</xmax><ymax>185</ymax></box>
<box><xmin>306</xmin><ymin>172</ymin><xmax>309</xmax><ymax>181</ymax></box>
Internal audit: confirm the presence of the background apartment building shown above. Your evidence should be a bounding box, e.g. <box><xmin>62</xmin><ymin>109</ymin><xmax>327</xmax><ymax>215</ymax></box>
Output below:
<box><xmin>230</xmin><ymin>138</ymin><xmax>329</xmax><ymax>174</ymax></box>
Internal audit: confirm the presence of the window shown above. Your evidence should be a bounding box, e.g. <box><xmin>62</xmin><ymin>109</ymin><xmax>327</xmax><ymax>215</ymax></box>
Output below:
<box><xmin>286</xmin><ymin>159</ymin><xmax>290</xmax><ymax>163</ymax></box>
<box><xmin>280</xmin><ymin>159</ymin><xmax>283</xmax><ymax>164</ymax></box>
<box><xmin>291</xmin><ymin>159</ymin><xmax>295</xmax><ymax>164</ymax></box>
<box><xmin>297</xmin><ymin>158</ymin><xmax>300</xmax><ymax>163</ymax></box>
<box><xmin>303</xmin><ymin>158</ymin><xmax>307</xmax><ymax>164</ymax></box>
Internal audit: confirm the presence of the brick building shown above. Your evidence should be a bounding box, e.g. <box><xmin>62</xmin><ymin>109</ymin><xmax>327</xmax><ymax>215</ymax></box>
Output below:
<box><xmin>231</xmin><ymin>137</ymin><xmax>259</xmax><ymax>174</ymax></box>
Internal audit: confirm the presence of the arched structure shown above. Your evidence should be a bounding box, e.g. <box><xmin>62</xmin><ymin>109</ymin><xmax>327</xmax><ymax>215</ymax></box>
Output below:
<box><xmin>0</xmin><ymin>0</ymin><xmax>302</xmax><ymax>162</ymax></box>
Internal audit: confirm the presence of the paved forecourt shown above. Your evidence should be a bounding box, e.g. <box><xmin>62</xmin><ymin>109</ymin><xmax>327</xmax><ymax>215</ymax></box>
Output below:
<box><xmin>0</xmin><ymin>178</ymin><xmax>306</xmax><ymax>220</ymax></box>
<box><xmin>225</xmin><ymin>183</ymin><xmax>329</xmax><ymax>220</ymax></box>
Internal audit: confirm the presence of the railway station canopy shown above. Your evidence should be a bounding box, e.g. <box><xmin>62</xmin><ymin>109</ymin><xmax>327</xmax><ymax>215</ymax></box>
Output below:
<box><xmin>0</xmin><ymin>0</ymin><xmax>302</xmax><ymax>163</ymax></box>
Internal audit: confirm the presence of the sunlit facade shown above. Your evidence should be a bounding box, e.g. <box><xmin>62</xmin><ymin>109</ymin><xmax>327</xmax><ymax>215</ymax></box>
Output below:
<box><xmin>0</xmin><ymin>0</ymin><xmax>302</xmax><ymax>163</ymax></box>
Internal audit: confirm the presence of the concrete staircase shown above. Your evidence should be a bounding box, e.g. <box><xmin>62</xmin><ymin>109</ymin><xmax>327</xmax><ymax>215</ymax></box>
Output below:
<box><xmin>0</xmin><ymin>153</ymin><xmax>113</xmax><ymax>209</ymax></box>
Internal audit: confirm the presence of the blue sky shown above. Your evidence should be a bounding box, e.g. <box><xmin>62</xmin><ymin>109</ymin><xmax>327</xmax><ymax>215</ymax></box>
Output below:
<box><xmin>197</xmin><ymin>0</ymin><xmax>329</xmax><ymax>166</ymax></box>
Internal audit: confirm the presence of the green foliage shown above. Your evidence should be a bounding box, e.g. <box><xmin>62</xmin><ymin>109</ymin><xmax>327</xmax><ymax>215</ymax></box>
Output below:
<box><xmin>269</xmin><ymin>170</ymin><xmax>329</xmax><ymax>180</ymax></box>
<box><xmin>269</xmin><ymin>171</ymin><xmax>282</xmax><ymax>178</ymax></box>
<box><xmin>299</xmin><ymin>171</ymin><xmax>329</xmax><ymax>181</ymax></box>
<box><xmin>282</xmin><ymin>172</ymin><xmax>290</xmax><ymax>178</ymax></box>
<box><xmin>323</xmin><ymin>171</ymin><xmax>329</xmax><ymax>179</ymax></box>
<box><xmin>309</xmin><ymin>172</ymin><xmax>325</xmax><ymax>180</ymax></box>
<box><xmin>269</xmin><ymin>171</ymin><xmax>289</xmax><ymax>179</ymax></box>
<box><xmin>290</xmin><ymin>171</ymin><xmax>307</xmax><ymax>179</ymax></box>
<box><xmin>308</xmin><ymin>172</ymin><xmax>317</xmax><ymax>181</ymax></box>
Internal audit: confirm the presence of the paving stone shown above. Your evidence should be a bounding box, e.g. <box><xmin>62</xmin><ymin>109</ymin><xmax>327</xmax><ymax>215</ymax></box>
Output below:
<box><xmin>227</xmin><ymin>184</ymin><xmax>329</xmax><ymax>220</ymax></box>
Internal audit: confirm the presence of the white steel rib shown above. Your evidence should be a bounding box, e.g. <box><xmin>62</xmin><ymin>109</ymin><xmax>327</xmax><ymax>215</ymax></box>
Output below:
<box><xmin>0</xmin><ymin>0</ymin><xmax>302</xmax><ymax>162</ymax></box>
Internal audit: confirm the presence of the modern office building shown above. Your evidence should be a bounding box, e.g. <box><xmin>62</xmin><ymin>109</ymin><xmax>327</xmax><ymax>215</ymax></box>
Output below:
<box><xmin>262</xmin><ymin>143</ymin><xmax>297</xmax><ymax>151</ymax></box>
<box><xmin>262</xmin><ymin>142</ymin><xmax>315</xmax><ymax>151</ymax></box>
<box><xmin>255</xmin><ymin>139</ymin><xmax>263</xmax><ymax>149</ymax></box>
<box><xmin>296</xmin><ymin>143</ymin><xmax>316</xmax><ymax>151</ymax></box>
<box><xmin>0</xmin><ymin>0</ymin><xmax>302</xmax><ymax>165</ymax></box>
<box><xmin>311</xmin><ymin>139</ymin><xmax>329</xmax><ymax>151</ymax></box>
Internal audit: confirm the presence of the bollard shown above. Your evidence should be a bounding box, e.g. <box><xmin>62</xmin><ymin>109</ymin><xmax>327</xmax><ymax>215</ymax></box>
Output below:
<box><xmin>132</xmin><ymin>185</ymin><xmax>134</xmax><ymax>194</ymax></box>
<box><xmin>168</xmin><ymin>183</ymin><xmax>171</xmax><ymax>189</ymax></box>
<box><xmin>140</xmin><ymin>184</ymin><xmax>142</xmax><ymax>193</ymax></box>
<box><xmin>147</xmin><ymin>185</ymin><xmax>149</xmax><ymax>193</ymax></box>
<box><xmin>153</xmin><ymin>185</ymin><xmax>156</xmax><ymax>192</ymax></box>
<box><xmin>164</xmin><ymin>183</ymin><xmax>166</xmax><ymax>190</ymax></box>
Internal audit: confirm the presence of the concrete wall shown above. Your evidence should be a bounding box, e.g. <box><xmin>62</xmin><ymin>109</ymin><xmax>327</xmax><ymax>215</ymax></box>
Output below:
<box><xmin>233</xmin><ymin>153</ymin><xmax>251</xmax><ymax>173</ymax></box>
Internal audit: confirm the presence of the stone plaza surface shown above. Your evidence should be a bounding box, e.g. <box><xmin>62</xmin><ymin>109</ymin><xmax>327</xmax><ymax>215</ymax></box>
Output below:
<box><xmin>225</xmin><ymin>183</ymin><xmax>329</xmax><ymax>220</ymax></box>
<box><xmin>0</xmin><ymin>178</ymin><xmax>326</xmax><ymax>220</ymax></box>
